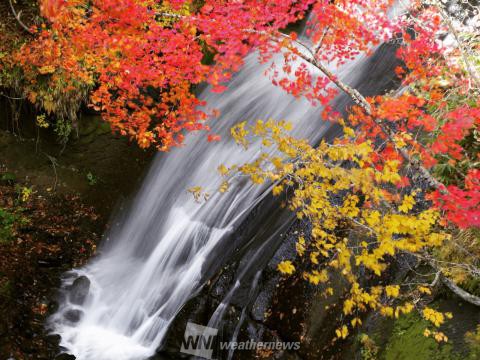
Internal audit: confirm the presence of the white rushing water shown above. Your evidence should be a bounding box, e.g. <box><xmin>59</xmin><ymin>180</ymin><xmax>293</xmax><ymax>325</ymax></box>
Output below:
<box><xmin>49</xmin><ymin>29</ymin><xmax>378</xmax><ymax>360</ymax></box>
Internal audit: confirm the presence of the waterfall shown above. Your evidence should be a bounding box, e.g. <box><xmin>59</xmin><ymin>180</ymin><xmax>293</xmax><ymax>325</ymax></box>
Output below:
<box><xmin>49</xmin><ymin>10</ymin><xmax>404</xmax><ymax>358</ymax></box>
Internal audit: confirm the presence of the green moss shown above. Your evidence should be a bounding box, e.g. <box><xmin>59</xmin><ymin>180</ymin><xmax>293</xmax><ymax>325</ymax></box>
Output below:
<box><xmin>382</xmin><ymin>313</ymin><xmax>461</xmax><ymax>360</ymax></box>
<box><xmin>0</xmin><ymin>207</ymin><xmax>28</xmax><ymax>243</ymax></box>
<box><xmin>465</xmin><ymin>325</ymin><xmax>480</xmax><ymax>360</ymax></box>
<box><xmin>461</xmin><ymin>277</ymin><xmax>480</xmax><ymax>298</ymax></box>
<box><xmin>1</xmin><ymin>172</ymin><xmax>16</xmax><ymax>184</ymax></box>
<box><xmin>0</xmin><ymin>208</ymin><xmax>18</xmax><ymax>242</ymax></box>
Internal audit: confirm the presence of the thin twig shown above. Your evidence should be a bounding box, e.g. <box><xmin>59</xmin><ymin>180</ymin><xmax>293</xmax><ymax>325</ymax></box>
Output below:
<box><xmin>8</xmin><ymin>0</ymin><xmax>33</xmax><ymax>34</ymax></box>
<box><xmin>435</xmin><ymin>1</ymin><xmax>480</xmax><ymax>89</ymax></box>
<box><xmin>44</xmin><ymin>153</ymin><xmax>58</xmax><ymax>191</ymax></box>
<box><xmin>0</xmin><ymin>92</ymin><xmax>25</xmax><ymax>100</ymax></box>
<box><xmin>313</xmin><ymin>26</ymin><xmax>329</xmax><ymax>56</ymax></box>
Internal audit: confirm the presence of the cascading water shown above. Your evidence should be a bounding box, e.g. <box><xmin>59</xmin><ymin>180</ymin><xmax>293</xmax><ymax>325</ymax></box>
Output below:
<box><xmin>49</xmin><ymin>10</ymin><xmax>403</xmax><ymax>359</ymax></box>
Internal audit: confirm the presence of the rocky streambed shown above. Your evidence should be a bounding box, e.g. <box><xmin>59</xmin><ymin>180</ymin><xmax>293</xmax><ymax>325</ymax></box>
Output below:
<box><xmin>0</xmin><ymin>111</ymin><xmax>152</xmax><ymax>359</ymax></box>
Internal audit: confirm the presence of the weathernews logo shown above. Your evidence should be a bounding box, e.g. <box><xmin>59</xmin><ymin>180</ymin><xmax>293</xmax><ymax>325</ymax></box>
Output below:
<box><xmin>181</xmin><ymin>322</ymin><xmax>218</xmax><ymax>359</ymax></box>
<box><xmin>180</xmin><ymin>322</ymin><xmax>300</xmax><ymax>360</ymax></box>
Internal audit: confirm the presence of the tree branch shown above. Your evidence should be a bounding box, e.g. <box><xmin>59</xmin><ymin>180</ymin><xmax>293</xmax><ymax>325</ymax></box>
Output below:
<box><xmin>289</xmin><ymin>41</ymin><xmax>447</xmax><ymax>193</ymax></box>
<box><xmin>421</xmin><ymin>256</ymin><xmax>480</xmax><ymax>306</ymax></box>
<box><xmin>312</xmin><ymin>26</ymin><xmax>329</xmax><ymax>56</ymax></box>
<box><xmin>440</xmin><ymin>273</ymin><xmax>480</xmax><ymax>306</ymax></box>
<box><xmin>435</xmin><ymin>1</ymin><xmax>480</xmax><ymax>89</ymax></box>
<box><xmin>9</xmin><ymin>0</ymin><xmax>33</xmax><ymax>34</ymax></box>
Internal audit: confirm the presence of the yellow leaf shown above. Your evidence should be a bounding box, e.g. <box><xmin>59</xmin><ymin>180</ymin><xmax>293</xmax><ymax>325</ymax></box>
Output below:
<box><xmin>272</xmin><ymin>185</ymin><xmax>284</xmax><ymax>196</ymax></box>
<box><xmin>399</xmin><ymin>195</ymin><xmax>415</xmax><ymax>213</ymax></box>
<box><xmin>385</xmin><ymin>285</ymin><xmax>400</xmax><ymax>298</ymax></box>
<box><xmin>335</xmin><ymin>325</ymin><xmax>349</xmax><ymax>339</ymax></box>
<box><xmin>219</xmin><ymin>181</ymin><xmax>229</xmax><ymax>193</ymax></box>
<box><xmin>418</xmin><ymin>286</ymin><xmax>432</xmax><ymax>295</ymax></box>
<box><xmin>218</xmin><ymin>164</ymin><xmax>229</xmax><ymax>176</ymax></box>
<box><xmin>277</xmin><ymin>260</ymin><xmax>295</xmax><ymax>275</ymax></box>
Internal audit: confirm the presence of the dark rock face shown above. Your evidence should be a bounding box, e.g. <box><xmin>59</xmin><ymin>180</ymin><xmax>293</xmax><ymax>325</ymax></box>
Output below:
<box><xmin>64</xmin><ymin>309</ymin><xmax>84</xmax><ymax>323</ymax></box>
<box><xmin>55</xmin><ymin>353</ymin><xmax>76</xmax><ymax>360</ymax></box>
<box><xmin>68</xmin><ymin>276</ymin><xmax>90</xmax><ymax>305</ymax></box>
<box><xmin>158</xmin><ymin>217</ymin><xmax>329</xmax><ymax>359</ymax></box>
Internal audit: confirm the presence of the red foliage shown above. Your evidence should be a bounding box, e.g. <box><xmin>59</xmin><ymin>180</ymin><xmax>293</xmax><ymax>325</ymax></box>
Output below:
<box><xmin>11</xmin><ymin>0</ymin><xmax>480</xmax><ymax>229</ymax></box>
<box><xmin>430</xmin><ymin>170</ymin><xmax>480</xmax><ymax>229</ymax></box>
<box><xmin>431</xmin><ymin>106</ymin><xmax>479</xmax><ymax>159</ymax></box>
<box><xmin>17</xmin><ymin>0</ymin><xmax>310</xmax><ymax>150</ymax></box>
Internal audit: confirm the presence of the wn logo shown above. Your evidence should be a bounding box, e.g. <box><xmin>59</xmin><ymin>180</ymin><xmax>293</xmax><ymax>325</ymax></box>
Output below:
<box><xmin>180</xmin><ymin>322</ymin><xmax>218</xmax><ymax>359</ymax></box>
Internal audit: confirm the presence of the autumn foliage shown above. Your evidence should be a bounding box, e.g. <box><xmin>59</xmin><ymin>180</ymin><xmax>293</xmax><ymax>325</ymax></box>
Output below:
<box><xmin>2</xmin><ymin>0</ymin><xmax>480</xmax><ymax>344</ymax></box>
<box><xmin>6</xmin><ymin>0</ymin><xmax>314</xmax><ymax>149</ymax></box>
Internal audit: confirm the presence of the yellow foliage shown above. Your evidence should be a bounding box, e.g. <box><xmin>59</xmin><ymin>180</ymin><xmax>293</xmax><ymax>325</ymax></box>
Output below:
<box><xmin>277</xmin><ymin>260</ymin><xmax>295</xmax><ymax>275</ymax></box>
<box><xmin>19</xmin><ymin>187</ymin><xmax>33</xmax><ymax>203</ymax></box>
<box><xmin>215</xmin><ymin>120</ymin><xmax>449</xmax><ymax>340</ymax></box>
<box><xmin>219</xmin><ymin>181</ymin><xmax>229</xmax><ymax>193</ymax></box>
<box><xmin>231</xmin><ymin>121</ymin><xmax>251</xmax><ymax>149</ymax></box>
<box><xmin>385</xmin><ymin>285</ymin><xmax>400</xmax><ymax>298</ymax></box>
<box><xmin>218</xmin><ymin>164</ymin><xmax>229</xmax><ymax>176</ymax></box>
<box><xmin>335</xmin><ymin>325</ymin><xmax>349</xmax><ymax>339</ymax></box>
<box><xmin>399</xmin><ymin>194</ymin><xmax>415</xmax><ymax>213</ymax></box>
<box><xmin>296</xmin><ymin>236</ymin><xmax>306</xmax><ymax>256</ymax></box>
<box><xmin>272</xmin><ymin>185</ymin><xmax>284</xmax><ymax>196</ymax></box>
<box><xmin>422</xmin><ymin>307</ymin><xmax>445</xmax><ymax>327</ymax></box>
<box><xmin>380</xmin><ymin>306</ymin><xmax>394</xmax><ymax>317</ymax></box>
<box><xmin>343</xmin><ymin>298</ymin><xmax>355</xmax><ymax>315</ymax></box>
<box><xmin>36</xmin><ymin>114</ymin><xmax>50</xmax><ymax>128</ymax></box>
<box><xmin>351</xmin><ymin>317</ymin><xmax>362</xmax><ymax>327</ymax></box>
<box><xmin>425</xmin><ymin>329</ymin><xmax>448</xmax><ymax>343</ymax></box>
<box><xmin>304</xmin><ymin>269</ymin><xmax>328</xmax><ymax>285</ymax></box>
<box><xmin>188</xmin><ymin>186</ymin><xmax>203</xmax><ymax>202</ymax></box>
<box><xmin>418</xmin><ymin>286</ymin><xmax>432</xmax><ymax>295</ymax></box>
<box><xmin>434</xmin><ymin>332</ymin><xmax>448</xmax><ymax>343</ymax></box>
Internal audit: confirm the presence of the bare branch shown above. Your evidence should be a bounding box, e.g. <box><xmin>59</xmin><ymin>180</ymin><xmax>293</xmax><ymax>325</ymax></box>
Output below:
<box><xmin>44</xmin><ymin>153</ymin><xmax>58</xmax><ymax>191</ymax></box>
<box><xmin>156</xmin><ymin>12</ymin><xmax>183</xmax><ymax>19</ymax></box>
<box><xmin>435</xmin><ymin>1</ymin><xmax>480</xmax><ymax>89</ymax></box>
<box><xmin>422</xmin><ymin>256</ymin><xmax>480</xmax><ymax>307</ymax></box>
<box><xmin>440</xmin><ymin>274</ymin><xmax>480</xmax><ymax>306</ymax></box>
<box><xmin>312</xmin><ymin>26</ymin><xmax>329</xmax><ymax>56</ymax></box>
<box><xmin>430</xmin><ymin>271</ymin><xmax>441</xmax><ymax>287</ymax></box>
<box><xmin>0</xmin><ymin>92</ymin><xmax>25</xmax><ymax>100</ymax></box>
<box><xmin>9</xmin><ymin>0</ymin><xmax>33</xmax><ymax>34</ymax></box>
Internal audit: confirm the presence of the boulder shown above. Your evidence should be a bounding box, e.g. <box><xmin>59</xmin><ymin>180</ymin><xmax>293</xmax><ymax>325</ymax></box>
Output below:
<box><xmin>55</xmin><ymin>354</ymin><xmax>76</xmax><ymax>360</ymax></box>
<box><xmin>64</xmin><ymin>309</ymin><xmax>84</xmax><ymax>323</ymax></box>
<box><xmin>68</xmin><ymin>276</ymin><xmax>90</xmax><ymax>305</ymax></box>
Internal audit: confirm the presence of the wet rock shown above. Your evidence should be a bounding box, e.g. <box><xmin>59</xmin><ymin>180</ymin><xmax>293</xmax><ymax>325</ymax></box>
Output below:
<box><xmin>45</xmin><ymin>334</ymin><xmax>61</xmax><ymax>345</ymax></box>
<box><xmin>48</xmin><ymin>299</ymin><xmax>60</xmax><ymax>315</ymax></box>
<box><xmin>55</xmin><ymin>353</ymin><xmax>76</xmax><ymax>360</ymax></box>
<box><xmin>68</xmin><ymin>276</ymin><xmax>90</xmax><ymax>305</ymax></box>
<box><xmin>160</xmin><ymin>290</ymin><xmax>212</xmax><ymax>357</ymax></box>
<box><xmin>64</xmin><ymin>309</ymin><xmax>84</xmax><ymax>323</ymax></box>
<box><xmin>38</xmin><ymin>258</ymin><xmax>64</xmax><ymax>268</ymax></box>
<box><xmin>148</xmin><ymin>352</ymin><xmax>186</xmax><ymax>359</ymax></box>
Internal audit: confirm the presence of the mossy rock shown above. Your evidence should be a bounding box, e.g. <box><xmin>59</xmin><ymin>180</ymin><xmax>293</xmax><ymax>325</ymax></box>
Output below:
<box><xmin>382</xmin><ymin>313</ymin><xmax>461</xmax><ymax>360</ymax></box>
